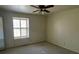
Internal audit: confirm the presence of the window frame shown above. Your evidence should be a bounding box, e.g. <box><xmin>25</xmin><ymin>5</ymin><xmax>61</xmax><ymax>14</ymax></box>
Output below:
<box><xmin>13</xmin><ymin>17</ymin><xmax>29</xmax><ymax>39</ymax></box>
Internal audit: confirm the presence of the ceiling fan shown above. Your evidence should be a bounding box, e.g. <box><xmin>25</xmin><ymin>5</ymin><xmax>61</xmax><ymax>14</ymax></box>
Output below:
<box><xmin>30</xmin><ymin>5</ymin><xmax>54</xmax><ymax>14</ymax></box>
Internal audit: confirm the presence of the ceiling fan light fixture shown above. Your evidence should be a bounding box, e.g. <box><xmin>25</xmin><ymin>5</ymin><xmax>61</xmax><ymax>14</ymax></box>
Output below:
<box><xmin>30</xmin><ymin>5</ymin><xmax>54</xmax><ymax>14</ymax></box>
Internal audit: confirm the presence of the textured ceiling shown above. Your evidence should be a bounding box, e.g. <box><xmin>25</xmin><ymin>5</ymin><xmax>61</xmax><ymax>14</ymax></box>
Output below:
<box><xmin>0</xmin><ymin>5</ymin><xmax>79</xmax><ymax>14</ymax></box>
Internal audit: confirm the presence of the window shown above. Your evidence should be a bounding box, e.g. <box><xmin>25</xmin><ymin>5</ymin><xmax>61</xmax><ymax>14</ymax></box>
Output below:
<box><xmin>13</xmin><ymin>17</ymin><xmax>29</xmax><ymax>39</ymax></box>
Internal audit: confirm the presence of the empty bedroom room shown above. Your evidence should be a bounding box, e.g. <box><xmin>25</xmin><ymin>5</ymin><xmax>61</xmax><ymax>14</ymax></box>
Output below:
<box><xmin>0</xmin><ymin>5</ymin><xmax>79</xmax><ymax>54</ymax></box>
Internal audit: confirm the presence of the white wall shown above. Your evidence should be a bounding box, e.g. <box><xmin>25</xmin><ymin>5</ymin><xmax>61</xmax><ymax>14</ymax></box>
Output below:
<box><xmin>47</xmin><ymin>8</ymin><xmax>79</xmax><ymax>53</ymax></box>
<box><xmin>0</xmin><ymin>11</ymin><xmax>46</xmax><ymax>48</ymax></box>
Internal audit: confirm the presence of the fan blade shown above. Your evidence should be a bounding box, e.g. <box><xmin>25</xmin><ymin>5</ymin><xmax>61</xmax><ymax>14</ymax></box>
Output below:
<box><xmin>33</xmin><ymin>10</ymin><xmax>39</xmax><ymax>12</ymax></box>
<box><xmin>38</xmin><ymin>5</ymin><xmax>45</xmax><ymax>8</ymax></box>
<box><xmin>44</xmin><ymin>10</ymin><xmax>50</xmax><ymax>13</ymax></box>
<box><xmin>45</xmin><ymin>5</ymin><xmax>54</xmax><ymax>8</ymax></box>
<box><xmin>30</xmin><ymin>5</ymin><xmax>39</xmax><ymax>9</ymax></box>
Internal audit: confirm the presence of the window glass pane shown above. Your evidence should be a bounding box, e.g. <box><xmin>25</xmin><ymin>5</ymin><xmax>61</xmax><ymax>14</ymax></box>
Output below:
<box><xmin>26</xmin><ymin>28</ymin><xmax>29</xmax><ymax>37</ymax></box>
<box><xmin>13</xmin><ymin>29</ymin><xmax>20</xmax><ymax>37</ymax></box>
<box><xmin>13</xmin><ymin>17</ymin><xmax>29</xmax><ymax>39</ymax></box>
<box><xmin>21</xmin><ymin>29</ymin><xmax>26</xmax><ymax>37</ymax></box>
<box><xmin>13</xmin><ymin>19</ymin><xmax>20</xmax><ymax>28</ymax></box>
<box><xmin>26</xmin><ymin>19</ymin><xmax>29</xmax><ymax>27</ymax></box>
<box><xmin>21</xmin><ymin>20</ymin><xmax>26</xmax><ymax>28</ymax></box>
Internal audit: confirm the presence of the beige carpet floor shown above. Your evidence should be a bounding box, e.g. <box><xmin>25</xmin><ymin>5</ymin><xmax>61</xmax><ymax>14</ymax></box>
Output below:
<box><xmin>0</xmin><ymin>42</ymin><xmax>77</xmax><ymax>54</ymax></box>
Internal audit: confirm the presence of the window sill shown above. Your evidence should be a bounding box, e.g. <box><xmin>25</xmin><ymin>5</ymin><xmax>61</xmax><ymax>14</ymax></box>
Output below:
<box><xmin>14</xmin><ymin>37</ymin><xmax>29</xmax><ymax>40</ymax></box>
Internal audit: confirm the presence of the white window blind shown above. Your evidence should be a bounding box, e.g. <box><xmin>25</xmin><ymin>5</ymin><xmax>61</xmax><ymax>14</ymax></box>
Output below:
<box><xmin>13</xmin><ymin>17</ymin><xmax>29</xmax><ymax>39</ymax></box>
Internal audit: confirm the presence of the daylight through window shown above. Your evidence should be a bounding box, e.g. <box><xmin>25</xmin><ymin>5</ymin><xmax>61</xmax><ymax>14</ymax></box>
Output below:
<box><xmin>13</xmin><ymin>17</ymin><xmax>29</xmax><ymax>39</ymax></box>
